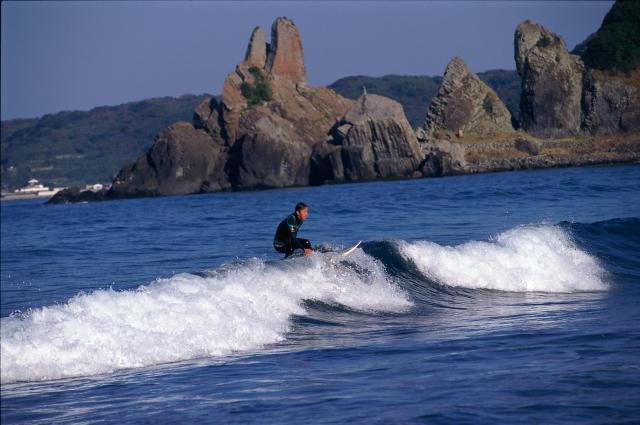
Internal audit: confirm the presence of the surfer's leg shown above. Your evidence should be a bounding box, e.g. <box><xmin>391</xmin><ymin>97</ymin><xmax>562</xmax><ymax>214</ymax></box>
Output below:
<box><xmin>298</xmin><ymin>238</ymin><xmax>311</xmax><ymax>249</ymax></box>
<box><xmin>284</xmin><ymin>244</ymin><xmax>294</xmax><ymax>258</ymax></box>
<box><xmin>275</xmin><ymin>243</ymin><xmax>292</xmax><ymax>258</ymax></box>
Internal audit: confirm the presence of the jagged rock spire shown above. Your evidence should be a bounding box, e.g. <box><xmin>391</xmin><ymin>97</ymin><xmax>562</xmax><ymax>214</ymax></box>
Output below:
<box><xmin>244</xmin><ymin>27</ymin><xmax>267</xmax><ymax>68</ymax></box>
<box><xmin>266</xmin><ymin>17</ymin><xmax>307</xmax><ymax>84</ymax></box>
<box><xmin>423</xmin><ymin>57</ymin><xmax>513</xmax><ymax>137</ymax></box>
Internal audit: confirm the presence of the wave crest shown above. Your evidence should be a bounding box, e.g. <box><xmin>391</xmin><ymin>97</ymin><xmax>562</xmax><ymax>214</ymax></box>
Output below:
<box><xmin>398</xmin><ymin>225</ymin><xmax>607</xmax><ymax>293</ymax></box>
<box><xmin>1</xmin><ymin>252</ymin><xmax>410</xmax><ymax>384</ymax></box>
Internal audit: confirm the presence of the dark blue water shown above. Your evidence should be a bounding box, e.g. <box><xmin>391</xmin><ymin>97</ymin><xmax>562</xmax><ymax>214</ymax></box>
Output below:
<box><xmin>2</xmin><ymin>164</ymin><xmax>640</xmax><ymax>424</ymax></box>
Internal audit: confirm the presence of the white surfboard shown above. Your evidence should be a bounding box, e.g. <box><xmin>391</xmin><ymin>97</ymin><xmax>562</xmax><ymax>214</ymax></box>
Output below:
<box><xmin>342</xmin><ymin>241</ymin><xmax>362</xmax><ymax>256</ymax></box>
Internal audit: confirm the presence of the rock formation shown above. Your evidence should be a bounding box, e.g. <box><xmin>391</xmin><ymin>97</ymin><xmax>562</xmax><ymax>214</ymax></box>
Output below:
<box><xmin>193</xmin><ymin>97</ymin><xmax>224</xmax><ymax>140</ymax></box>
<box><xmin>109</xmin><ymin>121</ymin><xmax>229</xmax><ymax>198</ymax></box>
<box><xmin>311</xmin><ymin>93</ymin><xmax>424</xmax><ymax>184</ymax></box>
<box><xmin>265</xmin><ymin>18</ymin><xmax>307</xmax><ymax>85</ymax></box>
<box><xmin>418</xmin><ymin>139</ymin><xmax>467</xmax><ymax>177</ymax></box>
<box><xmin>47</xmin><ymin>187</ymin><xmax>109</xmax><ymax>204</ymax></box>
<box><xmin>231</xmin><ymin>108</ymin><xmax>312</xmax><ymax>189</ymax></box>
<box><xmin>45</xmin><ymin>11</ymin><xmax>640</xmax><ymax>205</ymax></box>
<box><xmin>582</xmin><ymin>69</ymin><xmax>640</xmax><ymax>135</ymax></box>
<box><xmin>110</xmin><ymin>17</ymin><xmax>351</xmax><ymax>197</ymax></box>
<box><xmin>214</xmin><ymin>17</ymin><xmax>351</xmax><ymax>190</ymax></box>
<box><xmin>245</xmin><ymin>27</ymin><xmax>267</xmax><ymax>68</ymax></box>
<box><xmin>423</xmin><ymin>57</ymin><xmax>514</xmax><ymax>137</ymax></box>
<box><xmin>515</xmin><ymin>20</ymin><xmax>585</xmax><ymax>138</ymax></box>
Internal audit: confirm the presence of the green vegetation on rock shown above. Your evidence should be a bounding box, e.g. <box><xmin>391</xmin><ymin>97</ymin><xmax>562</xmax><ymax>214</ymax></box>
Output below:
<box><xmin>536</xmin><ymin>34</ymin><xmax>560</xmax><ymax>49</ymax></box>
<box><xmin>241</xmin><ymin>66</ymin><xmax>273</xmax><ymax>106</ymax></box>
<box><xmin>482</xmin><ymin>94</ymin><xmax>494</xmax><ymax>116</ymax></box>
<box><xmin>580</xmin><ymin>0</ymin><xmax>640</xmax><ymax>75</ymax></box>
<box><xmin>1</xmin><ymin>95</ymin><xmax>211</xmax><ymax>191</ymax></box>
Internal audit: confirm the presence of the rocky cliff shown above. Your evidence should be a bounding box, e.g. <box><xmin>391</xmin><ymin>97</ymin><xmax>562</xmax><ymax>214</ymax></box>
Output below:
<box><xmin>582</xmin><ymin>69</ymin><xmax>640</xmax><ymax>136</ymax></box>
<box><xmin>109</xmin><ymin>121</ymin><xmax>229</xmax><ymax>198</ymax></box>
<box><xmin>423</xmin><ymin>57</ymin><xmax>514</xmax><ymax>138</ymax></box>
<box><xmin>515</xmin><ymin>20</ymin><xmax>585</xmax><ymax>138</ymax></box>
<box><xmin>311</xmin><ymin>93</ymin><xmax>423</xmax><ymax>184</ymax></box>
<box><xmin>577</xmin><ymin>0</ymin><xmax>640</xmax><ymax>136</ymax></box>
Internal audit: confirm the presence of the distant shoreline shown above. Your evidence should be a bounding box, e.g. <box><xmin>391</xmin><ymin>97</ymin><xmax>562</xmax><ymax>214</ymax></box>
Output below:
<box><xmin>1</xmin><ymin>193</ymin><xmax>56</xmax><ymax>202</ymax></box>
<box><xmin>47</xmin><ymin>153</ymin><xmax>640</xmax><ymax>205</ymax></box>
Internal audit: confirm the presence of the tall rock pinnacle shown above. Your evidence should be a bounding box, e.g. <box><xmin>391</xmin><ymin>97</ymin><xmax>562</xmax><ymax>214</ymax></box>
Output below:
<box><xmin>244</xmin><ymin>27</ymin><xmax>267</xmax><ymax>68</ymax></box>
<box><xmin>515</xmin><ymin>20</ymin><xmax>584</xmax><ymax>138</ymax></box>
<box><xmin>266</xmin><ymin>17</ymin><xmax>307</xmax><ymax>84</ymax></box>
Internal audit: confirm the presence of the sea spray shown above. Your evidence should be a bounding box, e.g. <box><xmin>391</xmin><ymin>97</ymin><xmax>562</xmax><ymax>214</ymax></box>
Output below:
<box><xmin>399</xmin><ymin>224</ymin><xmax>607</xmax><ymax>292</ymax></box>
<box><xmin>1</xmin><ymin>252</ymin><xmax>411</xmax><ymax>384</ymax></box>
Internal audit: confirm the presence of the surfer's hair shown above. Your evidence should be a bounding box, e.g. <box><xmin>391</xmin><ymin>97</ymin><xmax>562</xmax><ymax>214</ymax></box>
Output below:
<box><xmin>295</xmin><ymin>202</ymin><xmax>308</xmax><ymax>212</ymax></box>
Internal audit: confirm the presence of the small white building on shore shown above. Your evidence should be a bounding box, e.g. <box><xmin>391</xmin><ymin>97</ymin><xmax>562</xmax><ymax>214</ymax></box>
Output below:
<box><xmin>1</xmin><ymin>179</ymin><xmax>66</xmax><ymax>201</ymax></box>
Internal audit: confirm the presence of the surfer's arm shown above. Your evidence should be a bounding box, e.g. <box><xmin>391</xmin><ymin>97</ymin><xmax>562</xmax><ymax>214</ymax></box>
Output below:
<box><xmin>290</xmin><ymin>235</ymin><xmax>306</xmax><ymax>251</ymax></box>
<box><xmin>285</xmin><ymin>216</ymin><xmax>305</xmax><ymax>250</ymax></box>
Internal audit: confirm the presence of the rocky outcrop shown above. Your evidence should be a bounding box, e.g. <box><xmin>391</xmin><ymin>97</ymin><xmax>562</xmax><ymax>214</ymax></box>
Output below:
<box><xmin>231</xmin><ymin>108</ymin><xmax>311</xmax><ymax>189</ymax></box>
<box><xmin>90</xmin><ymin>16</ymin><xmax>351</xmax><ymax>199</ymax></box>
<box><xmin>418</xmin><ymin>139</ymin><xmax>467</xmax><ymax>177</ymax></box>
<box><xmin>45</xmin><ymin>12</ymin><xmax>640</xmax><ymax>205</ymax></box>
<box><xmin>311</xmin><ymin>93</ymin><xmax>424</xmax><ymax>184</ymax></box>
<box><xmin>423</xmin><ymin>57</ymin><xmax>514</xmax><ymax>137</ymax></box>
<box><xmin>109</xmin><ymin>122</ymin><xmax>229</xmax><ymax>198</ymax></box>
<box><xmin>582</xmin><ymin>69</ymin><xmax>640</xmax><ymax>135</ymax></box>
<box><xmin>193</xmin><ymin>97</ymin><xmax>224</xmax><ymax>140</ymax></box>
<box><xmin>217</xmin><ymin>17</ymin><xmax>351</xmax><ymax>189</ymax></box>
<box><xmin>46</xmin><ymin>187</ymin><xmax>108</xmax><ymax>204</ymax></box>
<box><xmin>108</xmin><ymin>17</ymin><xmax>351</xmax><ymax>196</ymax></box>
<box><xmin>515</xmin><ymin>20</ymin><xmax>585</xmax><ymax>138</ymax></box>
<box><xmin>265</xmin><ymin>17</ymin><xmax>307</xmax><ymax>85</ymax></box>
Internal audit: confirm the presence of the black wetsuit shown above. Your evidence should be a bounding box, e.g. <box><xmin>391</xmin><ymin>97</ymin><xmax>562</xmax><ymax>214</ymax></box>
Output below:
<box><xmin>273</xmin><ymin>213</ymin><xmax>311</xmax><ymax>258</ymax></box>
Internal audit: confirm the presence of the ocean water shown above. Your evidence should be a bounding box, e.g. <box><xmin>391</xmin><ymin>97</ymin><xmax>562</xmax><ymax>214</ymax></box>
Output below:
<box><xmin>1</xmin><ymin>164</ymin><xmax>639</xmax><ymax>424</ymax></box>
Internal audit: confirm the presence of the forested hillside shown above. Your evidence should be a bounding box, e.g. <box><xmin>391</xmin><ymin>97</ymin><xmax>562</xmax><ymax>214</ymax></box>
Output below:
<box><xmin>1</xmin><ymin>95</ymin><xmax>210</xmax><ymax>191</ymax></box>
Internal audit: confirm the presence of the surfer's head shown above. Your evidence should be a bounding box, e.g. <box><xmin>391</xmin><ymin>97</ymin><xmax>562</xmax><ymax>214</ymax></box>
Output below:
<box><xmin>295</xmin><ymin>202</ymin><xmax>308</xmax><ymax>221</ymax></box>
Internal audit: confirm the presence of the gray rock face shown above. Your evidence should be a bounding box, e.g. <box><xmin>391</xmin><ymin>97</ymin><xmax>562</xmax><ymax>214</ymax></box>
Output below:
<box><xmin>193</xmin><ymin>97</ymin><xmax>224</xmax><ymax>142</ymax></box>
<box><xmin>232</xmin><ymin>110</ymin><xmax>311</xmax><ymax>189</ymax></box>
<box><xmin>582</xmin><ymin>69</ymin><xmax>640</xmax><ymax>135</ymax></box>
<box><xmin>109</xmin><ymin>122</ymin><xmax>229</xmax><ymax>198</ymax></box>
<box><xmin>311</xmin><ymin>94</ymin><xmax>423</xmax><ymax>183</ymax></box>
<box><xmin>423</xmin><ymin>57</ymin><xmax>514</xmax><ymax>137</ymax></box>
<box><xmin>46</xmin><ymin>187</ymin><xmax>108</xmax><ymax>204</ymax></box>
<box><xmin>418</xmin><ymin>139</ymin><xmax>467</xmax><ymax>177</ymax></box>
<box><xmin>515</xmin><ymin>20</ymin><xmax>585</xmax><ymax>138</ymax></box>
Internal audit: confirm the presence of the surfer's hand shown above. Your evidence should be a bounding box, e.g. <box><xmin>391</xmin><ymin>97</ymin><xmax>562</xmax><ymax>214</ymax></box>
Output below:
<box><xmin>304</xmin><ymin>248</ymin><xmax>313</xmax><ymax>256</ymax></box>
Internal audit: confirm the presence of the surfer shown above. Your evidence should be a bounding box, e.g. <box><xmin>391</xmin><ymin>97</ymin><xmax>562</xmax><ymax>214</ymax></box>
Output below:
<box><xmin>273</xmin><ymin>202</ymin><xmax>313</xmax><ymax>258</ymax></box>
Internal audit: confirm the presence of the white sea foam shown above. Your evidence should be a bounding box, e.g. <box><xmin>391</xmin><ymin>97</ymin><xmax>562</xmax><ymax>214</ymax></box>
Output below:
<box><xmin>399</xmin><ymin>225</ymin><xmax>607</xmax><ymax>293</ymax></box>
<box><xmin>1</xmin><ymin>252</ymin><xmax>410</xmax><ymax>384</ymax></box>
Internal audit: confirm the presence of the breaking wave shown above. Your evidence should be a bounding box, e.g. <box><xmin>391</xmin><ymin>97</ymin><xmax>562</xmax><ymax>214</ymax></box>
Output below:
<box><xmin>2</xmin><ymin>221</ymin><xmax>619</xmax><ymax>384</ymax></box>
<box><xmin>1</xmin><ymin>252</ymin><xmax>410</xmax><ymax>384</ymax></box>
<box><xmin>398</xmin><ymin>224</ymin><xmax>607</xmax><ymax>292</ymax></box>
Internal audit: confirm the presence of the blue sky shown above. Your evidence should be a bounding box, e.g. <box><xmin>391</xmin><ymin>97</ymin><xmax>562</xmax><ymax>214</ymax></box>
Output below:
<box><xmin>1</xmin><ymin>1</ymin><xmax>613</xmax><ymax>120</ymax></box>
